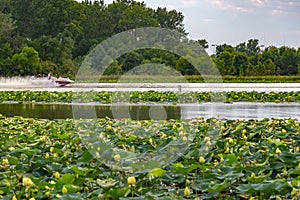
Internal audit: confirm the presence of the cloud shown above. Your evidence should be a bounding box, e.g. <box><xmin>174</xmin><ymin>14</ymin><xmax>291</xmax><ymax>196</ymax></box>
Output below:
<box><xmin>249</xmin><ymin>0</ymin><xmax>268</xmax><ymax>7</ymax></box>
<box><xmin>202</xmin><ymin>19</ymin><xmax>214</xmax><ymax>24</ymax></box>
<box><xmin>205</xmin><ymin>0</ymin><xmax>300</xmax><ymax>16</ymax></box>
<box><xmin>181</xmin><ymin>0</ymin><xmax>199</xmax><ymax>8</ymax></box>
<box><xmin>271</xmin><ymin>9</ymin><xmax>283</xmax><ymax>15</ymax></box>
<box><xmin>274</xmin><ymin>1</ymin><xmax>300</xmax><ymax>16</ymax></box>
<box><xmin>207</xmin><ymin>0</ymin><xmax>252</xmax><ymax>13</ymax></box>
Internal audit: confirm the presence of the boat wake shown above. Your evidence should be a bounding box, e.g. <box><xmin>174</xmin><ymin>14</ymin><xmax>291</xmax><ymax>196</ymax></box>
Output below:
<box><xmin>0</xmin><ymin>76</ymin><xmax>74</xmax><ymax>89</ymax></box>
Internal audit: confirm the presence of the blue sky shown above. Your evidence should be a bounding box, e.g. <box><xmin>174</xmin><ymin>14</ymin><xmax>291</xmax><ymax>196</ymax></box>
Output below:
<box><xmin>84</xmin><ymin>0</ymin><xmax>300</xmax><ymax>52</ymax></box>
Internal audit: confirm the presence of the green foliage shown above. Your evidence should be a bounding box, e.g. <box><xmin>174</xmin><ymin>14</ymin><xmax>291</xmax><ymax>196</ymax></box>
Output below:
<box><xmin>0</xmin><ymin>116</ymin><xmax>299</xmax><ymax>199</ymax></box>
<box><xmin>0</xmin><ymin>12</ymin><xmax>15</xmax><ymax>38</ymax></box>
<box><xmin>10</xmin><ymin>46</ymin><xmax>41</xmax><ymax>76</ymax></box>
<box><xmin>214</xmin><ymin>41</ymin><xmax>300</xmax><ymax>77</ymax></box>
<box><xmin>103</xmin><ymin>61</ymin><xmax>122</xmax><ymax>76</ymax></box>
<box><xmin>176</xmin><ymin>57</ymin><xmax>195</xmax><ymax>75</ymax></box>
<box><xmin>0</xmin><ymin>1</ymin><xmax>299</xmax><ymax>78</ymax></box>
<box><xmin>0</xmin><ymin>0</ymin><xmax>187</xmax><ymax>77</ymax></box>
<box><xmin>1</xmin><ymin>91</ymin><xmax>300</xmax><ymax>104</ymax></box>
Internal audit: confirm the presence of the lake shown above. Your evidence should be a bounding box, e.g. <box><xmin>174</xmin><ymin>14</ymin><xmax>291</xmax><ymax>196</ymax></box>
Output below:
<box><xmin>1</xmin><ymin>102</ymin><xmax>299</xmax><ymax>120</ymax></box>
<box><xmin>1</xmin><ymin>81</ymin><xmax>300</xmax><ymax>120</ymax></box>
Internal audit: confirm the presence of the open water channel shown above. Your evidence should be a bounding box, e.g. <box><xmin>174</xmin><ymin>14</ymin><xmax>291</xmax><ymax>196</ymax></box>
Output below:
<box><xmin>0</xmin><ymin>102</ymin><xmax>299</xmax><ymax>120</ymax></box>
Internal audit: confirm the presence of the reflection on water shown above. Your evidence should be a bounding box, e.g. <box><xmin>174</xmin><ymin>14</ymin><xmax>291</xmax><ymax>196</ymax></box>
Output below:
<box><xmin>180</xmin><ymin>102</ymin><xmax>300</xmax><ymax>120</ymax></box>
<box><xmin>0</xmin><ymin>102</ymin><xmax>300</xmax><ymax>120</ymax></box>
<box><xmin>0</xmin><ymin>103</ymin><xmax>181</xmax><ymax>120</ymax></box>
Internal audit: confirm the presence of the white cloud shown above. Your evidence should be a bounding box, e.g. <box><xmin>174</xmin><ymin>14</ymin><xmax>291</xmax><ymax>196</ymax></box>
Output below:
<box><xmin>202</xmin><ymin>19</ymin><xmax>214</xmax><ymax>24</ymax></box>
<box><xmin>249</xmin><ymin>0</ymin><xmax>268</xmax><ymax>7</ymax></box>
<box><xmin>205</xmin><ymin>0</ymin><xmax>300</xmax><ymax>16</ymax></box>
<box><xmin>181</xmin><ymin>0</ymin><xmax>199</xmax><ymax>8</ymax></box>
<box><xmin>271</xmin><ymin>9</ymin><xmax>283</xmax><ymax>15</ymax></box>
<box><xmin>207</xmin><ymin>0</ymin><xmax>252</xmax><ymax>13</ymax></box>
<box><xmin>265</xmin><ymin>1</ymin><xmax>300</xmax><ymax>16</ymax></box>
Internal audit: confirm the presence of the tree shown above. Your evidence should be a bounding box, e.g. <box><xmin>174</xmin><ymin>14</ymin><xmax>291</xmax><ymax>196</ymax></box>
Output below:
<box><xmin>11</xmin><ymin>46</ymin><xmax>41</xmax><ymax>76</ymax></box>
<box><xmin>154</xmin><ymin>7</ymin><xmax>186</xmax><ymax>34</ymax></box>
<box><xmin>175</xmin><ymin>56</ymin><xmax>194</xmax><ymax>75</ymax></box>
<box><xmin>246</xmin><ymin>39</ymin><xmax>260</xmax><ymax>54</ymax></box>
<box><xmin>261</xmin><ymin>46</ymin><xmax>281</xmax><ymax>75</ymax></box>
<box><xmin>236</xmin><ymin>39</ymin><xmax>260</xmax><ymax>55</ymax></box>
<box><xmin>215</xmin><ymin>44</ymin><xmax>234</xmax><ymax>57</ymax></box>
<box><xmin>262</xmin><ymin>59</ymin><xmax>276</xmax><ymax>75</ymax></box>
<box><xmin>103</xmin><ymin>60</ymin><xmax>122</xmax><ymax>75</ymax></box>
<box><xmin>0</xmin><ymin>12</ymin><xmax>15</xmax><ymax>38</ymax></box>
<box><xmin>9</xmin><ymin>0</ymin><xmax>33</xmax><ymax>36</ymax></box>
<box><xmin>0</xmin><ymin>42</ymin><xmax>13</xmax><ymax>60</ymax></box>
<box><xmin>117</xmin><ymin>2</ymin><xmax>159</xmax><ymax>32</ymax></box>
<box><xmin>278</xmin><ymin>47</ymin><xmax>298</xmax><ymax>75</ymax></box>
<box><xmin>219</xmin><ymin>51</ymin><xmax>234</xmax><ymax>75</ymax></box>
<box><xmin>197</xmin><ymin>39</ymin><xmax>209</xmax><ymax>49</ymax></box>
<box><xmin>233</xmin><ymin>52</ymin><xmax>249</xmax><ymax>76</ymax></box>
<box><xmin>120</xmin><ymin>51</ymin><xmax>143</xmax><ymax>72</ymax></box>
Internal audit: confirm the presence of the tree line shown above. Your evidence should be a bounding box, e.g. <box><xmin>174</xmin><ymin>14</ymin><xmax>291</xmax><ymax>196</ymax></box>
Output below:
<box><xmin>212</xmin><ymin>39</ymin><xmax>300</xmax><ymax>76</ymax></box>
<box><xmin>0</xmin><ymin>0</ymin><xmax>299</xmax><ymax>78</ymax></box>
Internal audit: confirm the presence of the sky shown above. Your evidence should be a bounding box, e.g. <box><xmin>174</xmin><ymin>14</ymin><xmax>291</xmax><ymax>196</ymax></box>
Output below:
<box><xmin>81</xmin><ymin>0</ymin><xmax>300</xmax><ymax>53</ymax></box>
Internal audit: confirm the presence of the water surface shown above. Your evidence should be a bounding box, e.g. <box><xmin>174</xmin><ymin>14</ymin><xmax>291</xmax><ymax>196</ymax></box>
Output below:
<box><xmin>0</xmin><ymin>102</ymin><xmax>299</xmax><ymax>120</ymax></box>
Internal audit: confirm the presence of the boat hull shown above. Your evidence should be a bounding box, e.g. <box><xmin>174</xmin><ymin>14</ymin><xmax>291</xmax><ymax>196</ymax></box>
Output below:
<box><xmin>31</xmin><ymin>77</ymin><xmax>74</xmax><ymax>87</ymax></box>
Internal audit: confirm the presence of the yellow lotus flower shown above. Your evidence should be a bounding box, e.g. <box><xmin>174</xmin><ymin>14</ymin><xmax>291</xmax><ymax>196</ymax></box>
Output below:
<box><xmin>45</xmin><ymin>153</ymin><xmax>50</xmax><ymax>159</ymax></box>
<box><xmin>184</xmin><ymin>186</ymin><xmax>191</xmax><ymax>197</ymax></box>
<box><xmin>127</xmin><ymin>176</ymin><xmax>136</xmax><ymax>186</ymax></box>
<box><xmin>9</xmin><ymin>147</ymin><xmax>15</xmax><ymax>151</ymax></box>
<box><xmin>206</xmin><ymin>140</ymin><xmax>212</xmax><ymax>147</ymax></box>
<box><xmin>106</xmin><ymin>125</ymin><xmax>112</xmax><ymax>131</ymax></box>
<box><xmin>199</xmin><ymin>156</ymin><xmax>205</xmax><ymax>164</ymax></box>
<box><xmin>149</xmin><ymin>138</ymin><xmax>153</xmax><ymax>145</ymax></box>
<box><xmin>22</xmin><ymin>177</ymin><xmax>34</xmax><ymax>188</ymax></box>
<box><xmin>2</xmin><ymin>158</ymin><xmax>9</xmax><ymax>165</ymax></box>
<box><xmin>41</xmin><ymin>136</ymin><xmax>47</xmax><ymax>142</ymax></box>
<box><xmin>214</xmin><ymin>160</ymin><xmax>219</xmax><ymax>166</ymax></box>
<box><xmin>282</xmin><ymin>129</ymin><xmax>286</xmax><ymax>134</ymax></box>
<box><xmin>225</xmin><ymin>147</ymin><xmax>230</xmax><ymax>153</ymax></box>
<box><xmin>49</xmin><ymin>180</ymin><xmax>56</xmax><ymax>185</ymax></box>
<box><xmin>12</xmin><ymin>195</ymin><xmax>17</xmax><ymax>200</ymax></box>
<box><xmin>62</xmin><ymin>186</ymin><xmax>68</xmax><ymax>194</ymax></box>
<box><xmin>55</xmin><ymin>172</ymin><xmax>60</xmax><ymax>179</ymax></box>
<box><xmin>161</xmin><ymin>133</ymin><xmax>167</xmax><ymax>139</ymax></box>
<box><xmin>275</xmin><ymin>148</ymin><xmax>281</xmax><ymax>154</ymax></box>
<box><xmin>114</xmin><ymin>154</ymin><xmax>120</xmax><ymax>162</ymax></box>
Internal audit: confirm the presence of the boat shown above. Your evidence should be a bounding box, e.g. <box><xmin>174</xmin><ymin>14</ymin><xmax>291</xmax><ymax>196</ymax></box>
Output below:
<box><xmin>53</xmin><ymin>77</ymin><xmax>74</xmax><ymax>86</ymax></box>
<box><xmin>31</xmin><ymin>74</ymin><xmax>74</xmax><ymax>87</ymax></box>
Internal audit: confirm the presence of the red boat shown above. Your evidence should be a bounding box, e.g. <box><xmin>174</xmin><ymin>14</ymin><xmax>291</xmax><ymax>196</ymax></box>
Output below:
<box><xmin>54</xmin><ymin>77</ymin><xmax>74</xmax><ymax>86</ymax></box>
<box><xmin>31</xmin><ymin>74</ymin><xmax>74</xmax><ymax>87</ymax></box>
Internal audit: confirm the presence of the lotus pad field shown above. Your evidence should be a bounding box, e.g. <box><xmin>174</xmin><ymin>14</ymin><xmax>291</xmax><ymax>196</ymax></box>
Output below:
<box><xmin>1</xmin><ymin>115</ymin><xmax>300</xmax><ymax>199</ymax></box>
<box><xmin>1</xmin><ymin>91</ymin><xmax>300</xmax><ymax>103</ymax></box>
